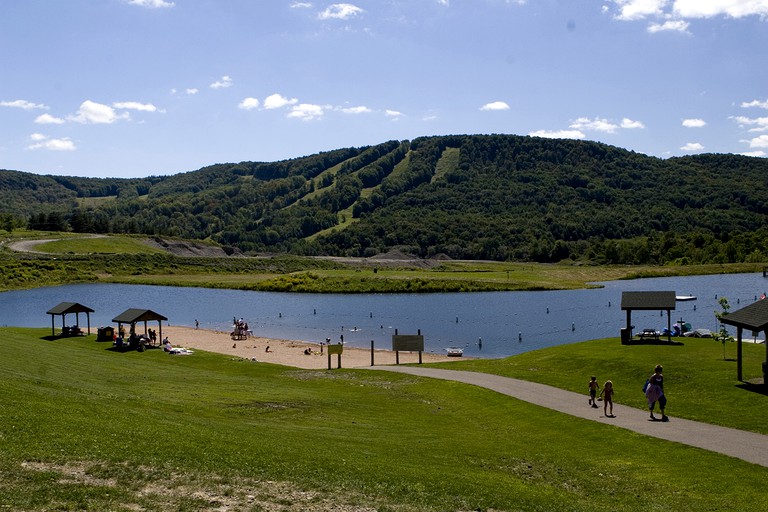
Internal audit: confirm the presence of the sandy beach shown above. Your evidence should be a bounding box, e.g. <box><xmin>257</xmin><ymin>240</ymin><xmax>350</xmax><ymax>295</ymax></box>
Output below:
<box><xmin>160</xmin><ymin>326</ymin><xmax>463</xmax><ymax>369</ymax></box>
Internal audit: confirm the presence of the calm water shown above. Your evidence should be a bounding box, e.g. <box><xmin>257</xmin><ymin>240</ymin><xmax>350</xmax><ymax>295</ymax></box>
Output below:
<box><xmin>1</xmin><ymin>273</ymin><xmax>765</xmax><ymax>358</ymax></box>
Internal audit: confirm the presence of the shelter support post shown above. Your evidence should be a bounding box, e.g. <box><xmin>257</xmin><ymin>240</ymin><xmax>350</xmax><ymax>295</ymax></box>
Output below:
<box><xmin>737</xmin><ymin>326</ymin><xmax>743</xmax><ymax>382</ymax></box>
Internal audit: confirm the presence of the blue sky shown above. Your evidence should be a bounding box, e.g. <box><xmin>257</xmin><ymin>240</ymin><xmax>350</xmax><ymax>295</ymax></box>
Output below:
<box><xmin>1</xmin><ymin>0</ymin><xmax>767</xmax><ymax>178</ymax></box>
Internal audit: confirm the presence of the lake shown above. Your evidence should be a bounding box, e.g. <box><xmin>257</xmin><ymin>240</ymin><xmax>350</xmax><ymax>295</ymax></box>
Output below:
<box><xmin>1</xmin><ymin>272</ymin><xmax>766</xmax><ymax>358</ymax></box>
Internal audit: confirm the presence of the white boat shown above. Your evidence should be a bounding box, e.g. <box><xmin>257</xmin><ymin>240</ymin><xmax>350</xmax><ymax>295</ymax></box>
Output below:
<box><xmin>445</xmin><ymin>347</ymin><xmax>464</xmax><ymax>357</ymax></box>
<box><xmin>676</xmin><ymin>295</ymin><xmax>697</xmax><ymax>301</ymax></box>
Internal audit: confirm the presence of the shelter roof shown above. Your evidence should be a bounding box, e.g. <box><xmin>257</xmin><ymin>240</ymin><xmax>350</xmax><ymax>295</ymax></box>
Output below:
<box><xmin>719</xmin><ymin>299</ymin><xmax>768</xmax><ymax>332</ymax></box>
<box><xmin>112</xmin><ymin>308</ymin><xmax>168</xmax><ymax>324</ymax></box>
<box><xmin>621</xmin><ymin>291</ymin><xmax>676</xmax><ymax>311</ymax></box>
<box><xmin>46</xmin><ymin>302</ymin><xmax>95</xmax><ymax>315</ymax></box>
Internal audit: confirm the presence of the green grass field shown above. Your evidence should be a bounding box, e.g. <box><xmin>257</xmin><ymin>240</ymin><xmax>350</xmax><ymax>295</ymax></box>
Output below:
<box><xmin>1</xmin><ymin>327</ymin><xmax>766</xmax><ymax>511</ymax></box>
<box><xmin>32</xmin><ymin>236</ymin><xmax>166</xmax><ymax>255</ymax></box>
<box><xmin>3</xmin><ymin>231</ymin><xmax>766</xmax><ymax>294</ymax></box>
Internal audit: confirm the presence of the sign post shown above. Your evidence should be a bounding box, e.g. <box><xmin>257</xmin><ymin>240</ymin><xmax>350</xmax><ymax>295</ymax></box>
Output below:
<box><xmin>391</xmin><ymin>330</ymin><xmax>424</xmax><ymax>364</ymax></box>
<box><xmin>327</xmin><ymin>343</ymin><xmax>343</xmax><ymax>369</ymax></box>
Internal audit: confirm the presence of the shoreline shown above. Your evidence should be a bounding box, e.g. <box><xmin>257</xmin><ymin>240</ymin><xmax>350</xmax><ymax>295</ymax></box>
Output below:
<box><xmin>161</xmin><ymin>326</ymin><xmax>466</xmax><ymax>369</ymax></box>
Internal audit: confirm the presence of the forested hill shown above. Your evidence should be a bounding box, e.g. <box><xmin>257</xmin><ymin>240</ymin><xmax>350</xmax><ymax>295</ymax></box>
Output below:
<box><xmin>2</xmin><ymin>134</ymin><xmax>768</xmax><ymax>265</ymax></box>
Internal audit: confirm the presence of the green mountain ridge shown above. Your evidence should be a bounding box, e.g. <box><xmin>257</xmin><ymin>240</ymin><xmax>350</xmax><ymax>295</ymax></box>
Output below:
<box><xmin>2</xmin><ymin>134</ymin><xmax>768</xmax><ymax>264</ymax></box>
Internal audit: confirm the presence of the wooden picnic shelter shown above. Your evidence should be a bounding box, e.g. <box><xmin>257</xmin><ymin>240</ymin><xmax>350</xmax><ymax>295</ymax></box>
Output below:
<box><xmin>718</xmin><ymin>299</ymin><xmax>768</xmax><ymax>382</ymax></box>
<box><xmin>46</xmin><ymin>302</ymin><xmax>94</xmax><ymax>337</ymax></box>
<box><xmin>620</xmin><ymin>291</ymin><xmax>676</xmax><ymax>343</ymax></box>
<box><xmin>112</xmin><ymin>308</ymin><xmax>168</xmax><ymax>347</ymax></box>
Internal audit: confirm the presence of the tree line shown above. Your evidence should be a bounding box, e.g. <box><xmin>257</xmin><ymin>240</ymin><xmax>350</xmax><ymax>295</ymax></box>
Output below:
<box><xmin>3</xmin><ymin>135</ymin><xmax>768</xmax><ymax>265</ymax></box>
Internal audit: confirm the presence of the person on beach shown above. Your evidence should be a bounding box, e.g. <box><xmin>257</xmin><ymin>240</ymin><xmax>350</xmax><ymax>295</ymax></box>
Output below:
<box><xmin>600</xmin><ymin>380</ymin><xmax>614</xmax><ymax>417</ymax></box>
<box><xmin>645</xmin><ymin>364</ymin><xmax>668</xmax><ymax>421</ymax></box>
<box><xmin>588</xmin><ymin>376</ymin><xmax>600</xmax><ymax>407</ymax></box>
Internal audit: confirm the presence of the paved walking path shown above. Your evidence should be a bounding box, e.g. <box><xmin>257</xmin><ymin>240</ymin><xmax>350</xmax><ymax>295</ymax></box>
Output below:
<box><xmin>368</xmin><ymin>366</ymin><xmax>768</xmax><ymax>468</ymax></box>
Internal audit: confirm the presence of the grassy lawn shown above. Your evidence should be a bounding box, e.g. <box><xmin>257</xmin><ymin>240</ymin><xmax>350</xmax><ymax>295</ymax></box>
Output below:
<box><xmin>432</xmin><ymin>336</ymin><xmax>768</xmax><ymax>434</ymax></box>
<box><xmin>2</xmin><ymin>231</ymin><xmax>765</xmax><ymax>293</ymax></box>
<box><xmin>32</xmin><ymin>236</ymin><xmax>166</xmax><ymax>255</ymax></box>
<box><xmin>1</xmin><ymin>327</ymin><xmax>766</xmax><ymax>511</ymax></box>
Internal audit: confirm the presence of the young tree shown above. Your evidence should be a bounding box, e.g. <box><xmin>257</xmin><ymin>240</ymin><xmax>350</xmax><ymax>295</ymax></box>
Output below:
<box><xmin>714</xmin><ymin>297</ymin><xmax>735</xmax><ymax>360</ymax></box>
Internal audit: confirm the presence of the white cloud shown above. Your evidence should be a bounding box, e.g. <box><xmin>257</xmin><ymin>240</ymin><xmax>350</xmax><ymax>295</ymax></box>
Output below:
<box><xmin>742</xmin><ymin>99</ymin><xmax>768</xmax><ymax>109</ymax></box>
<box><xmin>744</xmin><ymin>134</ymin><xmax>768</xmax><ymax>148</ymax></box>
<box><xmin>319</xmin><ymin>3</ymin><xmax>363</xmax><ymax>20</ymax></box>
<box><xmin>210</xmin><ymin>76</ymin><xmax>233</xmax><ymax>89</ymax></box>
<box><xmin>186</xmin><ymin>88</ymin><xmax>199</xmax><ymax>95</ymax></box>
<box><xmin>621</xmin><ymin>117</ymin><xmax>645</xmax><ymax>129</ymax></box>
<box><xmin>529</xmin><ymin>129</ymin><xmax>586</xmax><ymax>139</ymax></box>
<box><xmin>291</xmin><ymin>2</ymin><xmax>312</xmax><ymax>8</ymax></box>
<box><xmin>610</xmin><ymin>0</ymin><xmax>768</xmax><ymax>24</ymax></box>
<box><xmin>68</xmin><ymin>100</ymin><xmax>128</xmax><ymax>124</ymax></box>
<box><xmin>648</xmin><ymin>19</ymin><xmax>690</xmax><ymax>33</ymax></box>
<box><xmin>609</xmin><ymin>1</ymin><xmax>768</xmax><ymax>35</ymax></box>
<box><xmin>34</xmin><ymin>113</ymin><xmax>65</xmax><ymax>124</ymax></box>
<box><xmin>612</xmin><ymin>0</ymin><xmax>666</xmax><ymax>21</ymax></box>
<box><xmin>480</xmin><ymin>101</ymin><xmax>510</xmax><ymax>111</ymax></box>
<box><xmin>238</xmin><ymin>97</ymin><xmax>260</xmax><ymax>110</ymax></box>
<box><xmin>680</xmin><ymin>142</ymin><xmax>704</xmax><ymax>151</ymax></box>
<box><xmin>673</xmin><ymin>0</ymin><xmax>768</xmax><ymax>19</ymax></box>
<box><xmin>341</xmin><ymin>106</ymin><xmax>372</xmax><ymax>114</ymax></box>
<box><xmin>288</xmin><ymin>103</ymin><xmax>325</xmax><ymax>121</ymax></box>
<box><xmin>732</xmin><ymin>115</ymin><xmax>768</xmax><ymax>132</ymax></box>
<box><xmin>741</xmin><ymin>150</ymin><xmax>767</xmax><ymax>157</ymax></box>
<box><xmin>27</xmin><ymin>133</ymin><xmax>76</xmax><ymax>151</ymax></box>
<box><xmin>1</xmin><ymin>99</ymin><xmax>48</xmax><ymax>110</ymax></box>
<box><xmin>682</xmin><ymin>118</ymin><xmax>706</xmax><ymax>128</ymax></box>
<box><xmin>570</xmin><ymin>117</ymin><xmax>618</xmax><ymax>133</ymax></box>
<box><xmin>385</xmin><ymin>109</ymin><xmax>404</xmax><ymax>118</ymax></box>
<box><xmin>113</xmin><ymin>101</ymin><xmax>158</xmax><ymax>112</ymax></box>
<box><xmin>264</xmin><ymin>93</ymin><xmax>299</xmax><ymax>109</ymax></box>
<box><xmin>127</xmin><ymin>0</ymin><xmax>174</xmax><ymax>8</ymax></box>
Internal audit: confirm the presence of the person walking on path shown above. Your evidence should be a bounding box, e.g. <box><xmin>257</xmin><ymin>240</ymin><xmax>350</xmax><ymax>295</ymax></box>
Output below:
<box><xmin>600</xmin><ymin>380</ymin><xmax>614</xmax><ymax>417</ymax></box>
<box><xmin>588</xmin><ymin>376</ymin><xmax>600</xmax><ymax>408</ymax></box>
<box><xmin>646</xmin><ymin>364</ymin><xmax>668</xmax><ymax>421</ymax></box>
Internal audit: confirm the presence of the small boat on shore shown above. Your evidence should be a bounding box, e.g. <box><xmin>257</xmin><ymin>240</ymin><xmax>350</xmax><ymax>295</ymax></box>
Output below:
<box><xmin>445</xmin><ymin>347</ymin><xmax>464</xmax><ymax>357</ymax></box>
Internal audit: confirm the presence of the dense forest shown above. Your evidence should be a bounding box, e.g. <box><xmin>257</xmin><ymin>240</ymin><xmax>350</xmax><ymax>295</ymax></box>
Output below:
<box><xmin>2</xmin><ymin>134</ymin><xmax>768</xmax><ymax>265</ymax></box>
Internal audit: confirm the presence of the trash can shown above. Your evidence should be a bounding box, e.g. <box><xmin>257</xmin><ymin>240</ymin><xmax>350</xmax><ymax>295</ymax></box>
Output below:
<box><xmin>620</xmin><ymin>328</ymin><xmax>630</xmax><ymax>344</ymax></box>
<box><xmin>97</xmin><ymin>326</ymin><xmax>115</xmax><ymax>342</ymax></box>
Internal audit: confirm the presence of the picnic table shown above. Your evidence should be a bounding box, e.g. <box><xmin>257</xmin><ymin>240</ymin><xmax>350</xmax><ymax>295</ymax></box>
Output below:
<box><xmin>636</xmin><ymin>329</ymin><xmax>660</xmax><ymax>341</ymax></box>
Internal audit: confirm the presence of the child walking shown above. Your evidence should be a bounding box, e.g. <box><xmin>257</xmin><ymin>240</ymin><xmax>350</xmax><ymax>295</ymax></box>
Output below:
<box><xmin>588</xmin><ymin>376</ymin><xmax>600</xmax><ymax>408</ymax></box>
<box><xmin>600</xmin><ymin>380</ymin><xmax>614</xmax><ymax>417</ymax></box>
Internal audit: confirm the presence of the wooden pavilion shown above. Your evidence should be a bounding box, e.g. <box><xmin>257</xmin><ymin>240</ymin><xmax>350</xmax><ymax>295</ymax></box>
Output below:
<box><xmin>718</xmin><ymin>299</ymin><xmax>768</xmax><ymax>382</ymax></box>
<box><xmin>112</xmin><ymin>308</ymin><xmax>168</xmax><ymax>347</ymax></box>
<box><xmin>620</xmin><ymin>291</ymin><xmax>676</xmax><ymax>343</ymax></box>
<box><xmin>46</xmin><ymin>302</ymin><xmax>94</xmax><ymax>337</ymax></box>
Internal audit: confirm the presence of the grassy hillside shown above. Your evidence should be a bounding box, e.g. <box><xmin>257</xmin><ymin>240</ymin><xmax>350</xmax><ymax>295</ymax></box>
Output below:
<box><xmin>0</xmin><ymin>327</ymin><xmax>766</xmax><ymax>511</ymax></box>
<box><xmin>3</xmin><ymin>135</ymin><xmax>768</xmax><ymax>264</ymax></box>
